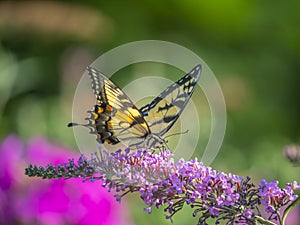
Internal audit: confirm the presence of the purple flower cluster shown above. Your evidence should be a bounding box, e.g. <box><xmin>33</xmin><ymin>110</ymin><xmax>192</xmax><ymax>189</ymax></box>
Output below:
<box><xmin>258</xmin><ymin>180</ymin><xmax>300</xmax><ymax>220</ymax></box>
<box><xmin>26</xmin><ymin>148</ymin><xmax>300</xmax><ymax>225</ymax></box>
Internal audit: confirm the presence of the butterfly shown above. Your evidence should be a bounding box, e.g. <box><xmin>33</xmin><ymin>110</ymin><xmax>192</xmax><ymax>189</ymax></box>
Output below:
<box><xmin>68</xmin><ymin>64</ymin><xmax>202</xmax><ymax>149</ymax></box>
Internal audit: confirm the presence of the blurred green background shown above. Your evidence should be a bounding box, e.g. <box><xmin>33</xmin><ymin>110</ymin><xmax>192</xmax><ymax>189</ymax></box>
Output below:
<box><xmin>0</xmin><ymin>1</ymin><xmax>299</xmax><ymax>224</ymax></box>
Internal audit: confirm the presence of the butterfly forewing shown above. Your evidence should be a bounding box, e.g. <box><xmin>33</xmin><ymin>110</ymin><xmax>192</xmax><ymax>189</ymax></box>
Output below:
<box><xmin>139</xmin><ymin>64</ymin><xmax>201</xmax><ymax>137</ymax></box>
<box><xmin>86</xmin><ymin>67</ymin><xmax>150</xmax><ymax>145</ymax></box>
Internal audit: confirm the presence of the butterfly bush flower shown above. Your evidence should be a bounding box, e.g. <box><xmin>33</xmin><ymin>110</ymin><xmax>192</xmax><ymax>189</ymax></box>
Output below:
<box><xmin>25</xmin><ymin>147</ymin><xmax>300</xmax><ymax>225</ymax></box>
<box><xmin>0</xmin><ymin>135</ymin><xmax>133</xmax><ymax>225</ymax></box>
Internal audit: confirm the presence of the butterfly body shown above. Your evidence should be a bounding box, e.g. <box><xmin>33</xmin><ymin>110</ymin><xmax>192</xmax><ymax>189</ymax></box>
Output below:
<box><xmin>69</xmin><ymin>64</ymin><xmax>201</xmax><ymax>149</ymax></box>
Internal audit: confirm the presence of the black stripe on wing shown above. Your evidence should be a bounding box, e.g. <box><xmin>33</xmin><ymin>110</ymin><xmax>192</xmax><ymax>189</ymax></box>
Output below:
<box><xmin>139</xmin><ymin>64</ymin><xmax>201</xmax><ymax>136</ymax></box>
<box><xmin>87</xmin><ymin>66</ymin><xmax>102</xmax><ymax>98</ymax></box>
<box><xmin>86</xmin><ymin>67</ymin><xmax>150</xmax><ymax>145</ymax></box>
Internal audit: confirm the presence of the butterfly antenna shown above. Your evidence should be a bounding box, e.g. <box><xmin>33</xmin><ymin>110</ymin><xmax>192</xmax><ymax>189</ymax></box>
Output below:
<box><xmin>67</xmin><ymin>122</ymin><xmax>93</xmax><ymax>129</ymax></box>
<box><xmin>68</xmin><ymin>122</ymin><xmax>79</xmax><ymax>127</ymax></box>
<box><xmin>165</xmin><ymin>129</ymin><xmax>189</xmax><ymax>139</ymax></box>
<box><xmin>68</xmin><ymin>110</ymin><xmax>95</xmax><ymax>128</ymax></box>
<box><xmin>67</xmin><ymin>122</ymin><xmax>89</xmax><ymax>128</ymax></box>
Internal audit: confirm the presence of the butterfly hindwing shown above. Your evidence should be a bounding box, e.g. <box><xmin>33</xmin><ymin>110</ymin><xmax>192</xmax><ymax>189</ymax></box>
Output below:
<box><xmin>139</xmin><ymin>64</ymin><xmax>201</xmax><ymax>137</ymax></box>
<box><xmin>86</xmin><ymin>67</ymin><xmax>150</xmax><ymax>145</ymax></box>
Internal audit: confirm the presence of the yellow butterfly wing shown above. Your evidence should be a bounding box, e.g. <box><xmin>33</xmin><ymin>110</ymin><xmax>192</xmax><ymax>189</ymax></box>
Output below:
<box><xmin>139</xmin><ymin>64</ymin><xmax>201</xmax><ymax>138</ymax></box>
<box><xmin>84</xmin><ymin>67</ymin><xmax>150</xmax><ymax>145</ymax></box>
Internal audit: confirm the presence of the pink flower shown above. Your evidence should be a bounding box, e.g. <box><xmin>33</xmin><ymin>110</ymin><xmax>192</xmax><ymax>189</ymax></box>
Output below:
<box><xmin>0</xmin><ymin>135</ymin><xmax>134</xmax><ymax>225</ymax></box>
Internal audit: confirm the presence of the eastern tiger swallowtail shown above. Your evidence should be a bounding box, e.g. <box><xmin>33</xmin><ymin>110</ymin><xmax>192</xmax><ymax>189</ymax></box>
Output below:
<box><xmin>68</xmin><ymin>64</ymin><xmax>202</xmax><ymax>149</ymax></box>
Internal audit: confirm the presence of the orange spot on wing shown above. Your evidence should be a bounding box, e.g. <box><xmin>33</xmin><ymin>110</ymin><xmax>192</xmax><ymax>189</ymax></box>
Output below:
<box><xmin>93</xmin><ymin>113</ymin><xmax>99</xmax><ymax>119</ymax></box>
<box><xmin>97</xmin><ymin>107</ymin><xmax>104</xmax><ymax>113</ymax></box>
<box><xmin>106</xmin><ymin>105</ymin><xmax>113</xmax><ymax>112</ymax></box>
<box><xmin>105</xmin><ymin>139</ymin><xmax>111</xmax><ymax>144</ymax></box>
<box><xmin>107</xmin><ymin>120</ymin><xmax>113</xmax><ymax>129</ymax></box>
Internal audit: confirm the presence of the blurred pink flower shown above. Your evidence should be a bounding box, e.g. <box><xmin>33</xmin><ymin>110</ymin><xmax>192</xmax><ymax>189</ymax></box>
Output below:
<box><xmin>0</xmin><ymin>135</ymin><xmax>134</xmax><ymax>225</ymax></box>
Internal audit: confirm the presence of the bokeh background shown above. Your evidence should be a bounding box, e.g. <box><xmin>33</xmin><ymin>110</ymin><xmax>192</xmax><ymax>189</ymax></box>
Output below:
<box><xmin>0</xmin><ymin>1</ymin><xmax>299</xmax><ymax>225</ymax></box>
